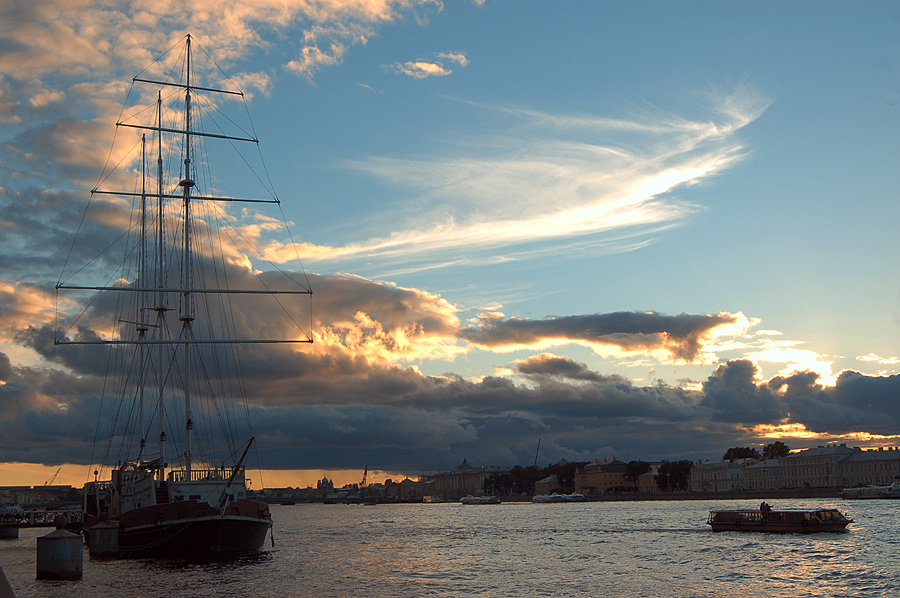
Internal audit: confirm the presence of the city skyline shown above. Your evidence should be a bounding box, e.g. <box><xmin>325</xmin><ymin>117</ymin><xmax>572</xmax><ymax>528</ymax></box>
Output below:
<box><xmin>1</xmin><ymin>1</ymin><xmax>899</xmax><ymax>489</ymax></box>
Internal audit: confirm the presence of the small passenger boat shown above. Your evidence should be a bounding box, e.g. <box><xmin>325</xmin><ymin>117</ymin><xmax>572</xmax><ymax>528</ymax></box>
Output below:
<box><xmin>707</xmin><ymin>507</ymin><xmax>851</xmax><ymax>533</ymax></box>
<box><xmin>461</xmin><ymin>495</ymin><xmax>501</xmax><ymax>505</ymax></box>
<box><xmin>532</xmin><ymin>493</ymin><xmax>568</xmax><ymax>503</ymax></box>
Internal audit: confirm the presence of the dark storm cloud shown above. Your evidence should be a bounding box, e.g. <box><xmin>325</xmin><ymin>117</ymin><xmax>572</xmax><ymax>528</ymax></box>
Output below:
<box><xmin>0</xmin><ymin>349</ymin><xmax>102</xmax><ymax>461</ymax></box>
<box><xmin>236</xmin><ymin>368</ymin><xmax>765</xmax><ymax>470</ymax></box>
<box><xmin>0</xmin><ymin>352</ymin><xmax>11</xmax><ymax>381</ymax></box>
<box><xmin>516</xmin><ymin>353</ymin><xmax>628</xmax><ymax>383</ymax></box>
<box><xmin>700</xmin><ymin>359</ymin><xmax>787</xmax><ymax>424</ymax></box>
<box><xmin>4</xmin><ymin>330</ymin><xmax>900</xmax><ymax>471</ymax></box>
<box><xmin>461</xmin><ymin>311</ymin><xmax>738</xmax><ymax>360</ymax></box>
<box><xmin>783</xmin><ymin>369</ymin><xmax>900</xmax><ymax>435</ymax></box>
<box><xmin>17</xmin><ymin>324</ymin><xmax>110</xmax><ymax>379</ymax></box>
<box><xmin>245</xmin><ymin>362</ymin><xmax>900</xmax><ymax>471</ymax></box>
<box><xmin>701</xmin><ymin>359</ymin><xmax>900</xmax><ymax>434</ymax></box>
<box><xmin>0</xmin><ymin>186</ymin><xmax>134</xmax><ymax>293</ymax></box>
<box><xmin>5</xmin><ymin>247</ymin><xmax>899</xmax><ymax>473</ymax></box>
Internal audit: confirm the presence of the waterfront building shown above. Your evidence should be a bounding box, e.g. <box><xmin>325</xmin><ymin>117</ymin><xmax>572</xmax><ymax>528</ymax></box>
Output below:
<box><xmin>391</xmin><ymin>477</ymin><xmax>433</xmax><ymax>500</ymax></box>
<box><xmin>780</xmin><ymin>444</ymin><xmax>856</xmax><ymax>488</ymax></box>
<box><xmin>690</xmin><ymin>458</ymin><xmax>757</xmax><ymax>492</ymax></box>
<box><xmin>432</xmin><ymin>459</ymin><xmax>510</xmax><ymax>499</ymax></box>
<box><xmin>637</xmin><ymin>466</ymin><xmax>661</xmax><ymax>493</ymax></box>
<box><xmin>743</xmin><ymin>458</ymin><xmax>784</xmax><ymax>491</ymax></box>
<box><xmin>574</xmin><ymin>458</ymin><xmax>628</xmax><ymax>495</ymax></box>
<box><xmin>698</xmin><ymin>444</ymin><xmax>900</xmax><ymax>491</ymax></box>
<box><xmin>534</xmin><ymin>475</ymin><xmax>563</xmax><ymax>495</ymax></box>
<box><xmin>835</xmin><ymin>446</ymin><xmax>900</xmax><ymax>487</ymax></box>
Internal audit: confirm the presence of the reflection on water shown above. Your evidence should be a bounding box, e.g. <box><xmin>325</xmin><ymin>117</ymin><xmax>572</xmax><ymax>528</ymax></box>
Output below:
<box><xmin>1</xmin><ymin>498</ymin><xmax>897</xmax><ymax>597</ymax></box>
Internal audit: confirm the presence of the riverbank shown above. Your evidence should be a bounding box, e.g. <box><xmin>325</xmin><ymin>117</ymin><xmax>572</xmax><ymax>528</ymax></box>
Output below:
<box><xmin>576</xmin><ymin>487</ymin><xmax>842</xmax><ymax>502</ymax></box>
<box><xmin>257</xmin><ymin>487</ymin><xmax>844</xmax><ymax>505</ymax></box>
<box><xmin>494</xmin><ymin>487</ymin><xmax>843</xmax><ymax>503</ymax></box>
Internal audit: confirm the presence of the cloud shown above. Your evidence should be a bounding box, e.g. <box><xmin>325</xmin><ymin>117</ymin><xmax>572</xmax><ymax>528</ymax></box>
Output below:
<box><xmin>858</xmin><ymin>353</ymin><xmax>899</xmax><ymax>366</ymax></box>
<box><xmin>515</xmin><ymin>353</ymin><xmax>628</xmax><ymax>384</ymax></box>
<box><xmin>436</xmin><ymin>51</ymin><xmax>469</xmax><ymax>67</ymax></box>
<box><xmin>293</xmin><ymin>92</ymin><xmax>766</xmax><ymax>273</ymax></box>
<box><xmin>0</xmin><ymin>83</ymin><xmax>20</xmax><ymax>123</ymax></box>
<box><xmin>0</xmin><ymin>2</ymin><xmax>768</xmax><ymax>288</ymax></box>
<box><xmin>22</xmin><ymin>270</ymin><xmax>463</xmax><ymax>396</ymax></box>
<box><xmin>7</xmin><ymin>242</ymin><xmax>892</xmax><ymax>470</ymax></box>
<box><xmin>0</xmin><ymin>281</ymin><xmax>58</xmax><ymax>343</ymax></box>
<box><xmin>0</xmin><ymin>1</ymin><xmax>450</xmax><ymax>305</ymax></box>
<box><xmin>5</xmin><ymin>277</ymin><xmax>900</xmax><ymax>472</ymax></box>
<box><xmin>286</xmin><ymin>42</ymin><xmax>348</xmax><ymax>79</ymax></box>
<box><xmin>462</xmin><ymin>311</ymin><xmax>742</xmax><ymax>362</ymax></box>
<box><xmin>700</xmin><ymin>359</ymin><xmax>786</xmax><ymax>424</ymax></box>
<box><xmin>391</xmin><ymin>60</ymin><xmax>452</xmax><ymax>78</ymax></box>
<box><xmin>389</xmin><ymin>51</ymin><xmax>468</xmax><ymax>78</ymax></box>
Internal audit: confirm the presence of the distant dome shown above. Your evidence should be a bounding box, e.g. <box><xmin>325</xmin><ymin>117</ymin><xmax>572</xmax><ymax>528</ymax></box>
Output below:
<box><xmin>454</xmin><ymin>458</ymin><xmax>475</xmax><ymax>471</ymax></box>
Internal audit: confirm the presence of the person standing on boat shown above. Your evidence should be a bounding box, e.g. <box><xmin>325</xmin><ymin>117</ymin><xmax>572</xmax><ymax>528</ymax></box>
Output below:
<box><xmin>760</xmin><ymin>501</ymin><xmax>770</xmax><ymax>520</ymax></box>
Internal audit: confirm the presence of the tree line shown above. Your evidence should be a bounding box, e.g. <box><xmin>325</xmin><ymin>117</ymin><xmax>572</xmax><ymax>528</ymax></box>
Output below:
<box><xmin>722</xmin><ymin>441</ymin><xmax>790</xmax><ymax>461</ymax></box>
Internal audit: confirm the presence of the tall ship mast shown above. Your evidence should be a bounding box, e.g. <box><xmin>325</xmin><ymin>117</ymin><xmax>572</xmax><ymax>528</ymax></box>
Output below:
<box><xmin>55</xmin><ymin>34</ymin><xmax>312</xmax><ymax>558</ymax></box>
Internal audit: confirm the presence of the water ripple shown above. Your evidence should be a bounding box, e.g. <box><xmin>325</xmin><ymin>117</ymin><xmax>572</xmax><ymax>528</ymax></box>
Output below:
<box><xmin>2</xmin><ymin>498</ymin><xmax>898</xmax><ymax>597</ymax></box>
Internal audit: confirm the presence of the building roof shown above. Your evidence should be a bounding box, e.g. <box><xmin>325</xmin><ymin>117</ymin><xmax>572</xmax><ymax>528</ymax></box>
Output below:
<box><xmin>785</xmin><ymin>444</ymin><xmax>858</xmax><ymax>459</ymax></box>
<box><xmin>842</xmin><ymin>447</ymin><xmax>900</xmax><ymax>463</ymax></box>
<box><xmin>453</xmin><ymin>458</ymin><xmax>475</xmax><ymax>471</ymax></box>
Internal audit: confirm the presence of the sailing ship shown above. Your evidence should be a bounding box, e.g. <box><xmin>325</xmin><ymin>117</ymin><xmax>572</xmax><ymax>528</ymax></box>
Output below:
<box><xmin>56</xmin><ymin>34</ymin><xmax>312</xmax><ymax>558</ymax></box>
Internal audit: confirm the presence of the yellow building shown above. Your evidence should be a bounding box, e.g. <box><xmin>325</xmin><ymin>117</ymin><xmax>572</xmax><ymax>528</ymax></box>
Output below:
<box><xmin>575</xmin><ymin>458</ymin><xmax>628</xmax><ymax>495</ymax></box>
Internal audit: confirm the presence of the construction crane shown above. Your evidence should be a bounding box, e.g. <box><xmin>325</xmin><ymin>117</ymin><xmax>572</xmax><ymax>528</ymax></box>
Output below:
<box><xmin>360</xmin><ymin>465</ymin><xmax>368</xmax><ymax>488</ymax></box>
<box><xmin>44</xmin><ymin>467</ymin><xmax>61</xmax><ymax>485</ymax></box>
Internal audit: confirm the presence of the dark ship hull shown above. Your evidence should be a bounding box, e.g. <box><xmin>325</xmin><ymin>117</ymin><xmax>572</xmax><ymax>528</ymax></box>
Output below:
<box><xmin>88</xmin><ymin>498</ymin><xmax>272</xmax><ymax>559</ymax></box>
<box><xmin>120</xmin><ymin>517</ymin><xmax>271</xmax><ymax>558</ymax></box>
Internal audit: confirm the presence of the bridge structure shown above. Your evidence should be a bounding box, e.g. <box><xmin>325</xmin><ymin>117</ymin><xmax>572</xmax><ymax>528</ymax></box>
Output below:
<box><xmin>0</xmin><ymin>509</ymin><xmax>83</xmax><ymax>530</ymax></box>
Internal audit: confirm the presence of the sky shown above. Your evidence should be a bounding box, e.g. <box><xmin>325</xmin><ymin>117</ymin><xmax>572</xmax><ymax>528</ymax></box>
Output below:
<box><xmin>1</xmin><ymin>0</ymin><xmax>899</xmax><ymax>489</ymax></box>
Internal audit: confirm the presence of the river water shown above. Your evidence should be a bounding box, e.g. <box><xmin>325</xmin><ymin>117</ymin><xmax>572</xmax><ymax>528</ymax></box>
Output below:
<box><xmin>1</xmin><ymin>498</ymin><xmax>897</xmax><ymax>597</ymax></box>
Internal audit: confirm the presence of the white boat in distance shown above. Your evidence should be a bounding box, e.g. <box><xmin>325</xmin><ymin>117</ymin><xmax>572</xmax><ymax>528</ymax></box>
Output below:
<box><xmin>841</xmin><ymin>481</ymin><xmax>900</xmax><ymax>499</ymax></box>
<box><xmin>57</xmin><ymin>34</ymin><xmax>312</xmax><ymax>558</ymax></box>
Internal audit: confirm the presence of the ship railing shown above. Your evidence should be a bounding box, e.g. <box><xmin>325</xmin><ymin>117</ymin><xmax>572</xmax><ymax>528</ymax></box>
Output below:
<box><xmin>168</xmin><ymin>467</ymin><xmax>244</xmax><ymax>483</ymax></box>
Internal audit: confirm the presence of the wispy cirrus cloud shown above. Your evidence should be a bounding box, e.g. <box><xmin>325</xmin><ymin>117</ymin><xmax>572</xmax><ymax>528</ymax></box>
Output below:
<box><xmin>283</xmin><ymin>90</ymin><xmax>768</xmax><ymax>271</ymax></box>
